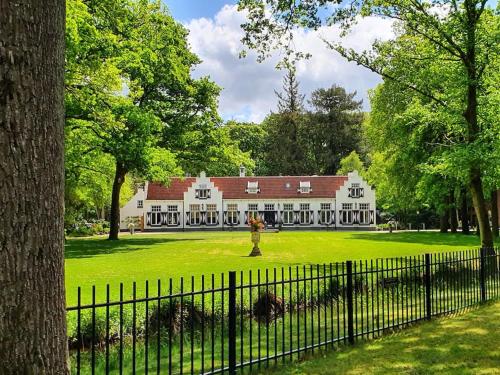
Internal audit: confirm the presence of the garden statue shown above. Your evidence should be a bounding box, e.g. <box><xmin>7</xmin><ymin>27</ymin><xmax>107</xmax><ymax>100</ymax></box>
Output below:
<box><xmin>249</xmin><ymin>217</ymin><xmax>264</xmax><ymax>256</ymax></box>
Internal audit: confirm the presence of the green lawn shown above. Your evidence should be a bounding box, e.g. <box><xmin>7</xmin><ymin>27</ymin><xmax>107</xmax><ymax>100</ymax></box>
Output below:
<box><xmin>65</xmin><ymin>231</ymin><xmax>496</xmax><ymax>305</ymax></box>
<box><xmin>267</xmin><ymin>300</ymin><xmax>500</xmax><ymax>374</ymax></box>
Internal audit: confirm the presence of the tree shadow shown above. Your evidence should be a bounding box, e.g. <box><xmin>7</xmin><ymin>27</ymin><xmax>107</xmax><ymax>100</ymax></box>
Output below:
<box><xmin>349</xmin><ymin>232</ymin><xmax>487</xmax><ymax>247</ymax></box>
<box><xmin>64</xmin><ymin>237</ymin><xmax>204</xmax><ymax>259</ymax></box>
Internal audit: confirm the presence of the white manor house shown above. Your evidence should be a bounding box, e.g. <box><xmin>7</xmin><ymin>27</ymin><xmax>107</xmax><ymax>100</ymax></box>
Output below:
<box><xmin>120</xmin><ymin>168</ymin><xmax>376</xmax><ymax>231</ymax></box>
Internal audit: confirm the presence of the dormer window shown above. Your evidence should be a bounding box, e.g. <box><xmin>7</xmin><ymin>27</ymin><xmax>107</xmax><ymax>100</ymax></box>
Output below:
<box><xmin>195</xmin><ymin>184</ymin><xmax>210</xmax><ymax>199</ymax></box>
<box><xmin>298</xmin><ymin>181</ymin><xmax>311</xmax><ymax>194</ymax></box>
<box><xmin>246</xmin><ymin>181</ymin><xmax>260</xmax><ymax>194</ymax></box>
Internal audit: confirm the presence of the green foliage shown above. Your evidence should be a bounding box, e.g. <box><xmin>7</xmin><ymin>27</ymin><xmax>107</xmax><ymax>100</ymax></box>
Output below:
<box><xmin>336</xmin><ymin>151</ymin><xmax>365</xmax><ymax>176</ymax></box>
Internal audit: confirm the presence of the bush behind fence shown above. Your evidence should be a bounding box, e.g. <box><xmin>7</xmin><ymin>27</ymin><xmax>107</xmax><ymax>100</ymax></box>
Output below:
<box><xmin>67</xmin><ymin>248</ymin><xmax>500</xmax><ymax>374</ymax></box>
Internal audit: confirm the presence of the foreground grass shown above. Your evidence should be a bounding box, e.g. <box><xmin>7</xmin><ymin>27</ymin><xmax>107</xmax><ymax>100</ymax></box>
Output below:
<box><xmin>268</xmin><ymin>301</ymin><xmax>500</xmax><ymax>375</ymax></box>
<box><xmin>65</xmin><ymin>231</ymin><xmax>496</xmax><ymax>304</ymax></box>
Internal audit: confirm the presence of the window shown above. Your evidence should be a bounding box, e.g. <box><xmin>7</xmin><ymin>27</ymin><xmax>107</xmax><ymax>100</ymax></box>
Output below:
<box><xmin>282</xmin><ymin>203</ymin><xmax>294</xmax><ymax>225</ymax></box>
<box><xmin>350</xmin><ymin>183</ymin><xmax>362</xmax><ymax>198</ymax></box>
<box><xmin>342</xmin><ymin>203</ymin><xmax>353</xmax><ymax>224</ymax></box>
<box><xmin>196</xmin><ymin>188</ymin><xmax>210</xmax><ymax>199</ymax></box>
<box><xmin>264</xmin><ymin>203</ymin><xmax>275</xmax><ymax>211</ymax></box>
<box><xmin>137</xmin><ymin>200</ymin><xmax>143</xmax><ymax>208</ymax></box>
<box><xmin>320</xmin><ymin>203</ymin><xmax>332</xmax><ymax>224</ymax></box>
<box><xmin>298</xmin><ymin>181</ymin><xmax>311</xmax><ymax>193</ymax></box>
<box><xmin>227</xmin><ymin>204</ymin><xmax>238</xmax><ymax>225</ymax></box>
<box><xmin>190</xmin><ymin>204</ymin><xmax>201</xmax><ymax>225</ymax></box>
<box><xmin>167</xmin><ymin>205</ymin><xmax>178</xmax><ymax>225</ymax></box>
<box><xmin>206</xmin><ymin>204</ymin><xmax>218</xmax><ymax>225</ymax></box>
<box><xmin>359</xmin><ymin>203</ymin><xmax>370</xmax><ymax>224</ymax></box>
<box><xmin>299</xmin><ymin>203</ymin><xmax>310</xmax><ymax>224</ymax></box>
<box><xmin>246</xmin><ymin>181</ymin><xmax>260</xmax><ymax>194</ymax></box>
<box><xmin>248</xmin><ymin>203</ymin><xmax>259</xmax><ymax>220</ymax></box>
<box><xmin>150</xmin><ymin>205</ymin><xmax>161</xmax><ymax>226</ymax></box>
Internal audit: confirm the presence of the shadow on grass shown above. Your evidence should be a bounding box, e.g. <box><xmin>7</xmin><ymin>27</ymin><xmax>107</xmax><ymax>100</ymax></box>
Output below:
<box><xmin>350</xmin><ymin>232</ymin><xmax>485</xmax><ymax>247</ymax></box>
<box><xmin>266</xmin><ymin>302</ymin><xmax>500</xmax><ymax>375</ymax></box>
<box><xmin>64</xmin><ymin>237</ymin><xmax>205</xmax><ymax>259</ymax></box>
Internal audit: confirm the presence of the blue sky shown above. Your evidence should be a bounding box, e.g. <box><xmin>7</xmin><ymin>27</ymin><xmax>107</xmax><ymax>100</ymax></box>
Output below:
<box><xmin>163</xmin><ymin>0</ymin><xmax>237</xmax><ymax>21</ymax></box>
<box><xmin>161</xmin><ymin>1</ymin><xmax>393</xmax><ymax>122</ymax></box>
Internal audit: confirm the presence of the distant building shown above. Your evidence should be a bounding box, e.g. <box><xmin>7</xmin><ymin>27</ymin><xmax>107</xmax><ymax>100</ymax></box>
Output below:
<box><xmin>120</xmin><ymin>168</ymin><xmax>376</xmax><ymax>231</ymax></box>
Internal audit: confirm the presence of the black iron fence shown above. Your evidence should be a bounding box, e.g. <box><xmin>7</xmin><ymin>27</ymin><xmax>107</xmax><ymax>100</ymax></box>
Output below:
<box><xmin>67</xmin><ymin>248</ymin><xmax>499</xmax><ymax>374</ymax></box>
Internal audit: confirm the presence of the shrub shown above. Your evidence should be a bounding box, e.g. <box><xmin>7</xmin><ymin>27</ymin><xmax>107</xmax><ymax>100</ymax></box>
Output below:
<box><xmin>252</xmin><ymin>291</ymin><xmax>285</xmax><ymax>321</ymax></box>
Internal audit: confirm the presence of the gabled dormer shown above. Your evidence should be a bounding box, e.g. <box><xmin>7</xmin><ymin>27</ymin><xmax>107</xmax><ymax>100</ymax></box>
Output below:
<box><xmin>246</xmin><ymin>181</ymin><xmax>260</xmax><ymax>194</ymax></box>
<box><xmin>298</xmin><ymin>181</ymin><xmax>311</xmax><ymax>194</ymax></box>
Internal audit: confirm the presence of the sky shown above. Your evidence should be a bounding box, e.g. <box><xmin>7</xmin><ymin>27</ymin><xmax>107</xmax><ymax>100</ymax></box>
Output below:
<box><xmin>163</xmin><ymin>1</ymin><xmax>394</xmax><ymax>122</ymax></box>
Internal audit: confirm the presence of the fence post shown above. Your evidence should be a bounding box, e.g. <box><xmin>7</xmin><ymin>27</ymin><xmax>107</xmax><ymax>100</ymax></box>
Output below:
<box><xmin>425</xmin><ymin>253</ymin><xmax>432</xmax><ymax>320</ymax></box>
<box><xmin>346</xmin><ymin>261</ymin><xmax>354</xmax><ymax>345</ymax></box>
<box><xmin>228</xmin><ymin>271</ymin><xmax>237</xmax><ymax>375</ymax></box>
<box><xmin>480</xmin><ymin>248</ymin><xmax>486</xmax><ymax>302</ymax></box>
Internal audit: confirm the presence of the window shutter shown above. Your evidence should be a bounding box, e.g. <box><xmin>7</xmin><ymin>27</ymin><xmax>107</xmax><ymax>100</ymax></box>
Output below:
<box><xmin>146</xmin><ymin>212</ymin><xmax>151</xmax><ymax>225</ymax></box>
<box><xmin>237</xmin><ymin>211</ymin><xmax>241</xmax><ymax>225</ymax></box>
<box><xmin>348</xmin><ymin>188</ymin><xmax>352</xmax><ymax>197</ymax></box>
<box><xmin>360</xmin><ymin>188</ymin><xmax>364</xmax><ymax>197</ymax></box>
<box><xmin>195</xmin><ymin>190</ymin><xmax>199</xmax><ymax>198</ymax></box>
<box><xmin>162</xmin><ymin>212</ymin><xmax>168</xmax><ymax>225</ymax></box>
<box><xmin>244</xmin><ymin>211</ymin><xmax>248</xmax><ymax>224</ymax></box>
<box><xmin>310</xmin><ymin>211</ymin><xmax>314</xmax><ymax>224</ymax></box>
<box><xmin>223</xmin><ymin>211</ymin><xmax>228</xmax><ymax>224</ymax></box>
<box><xmin>186</xmin><ymin>212</ymin><xmax>190</xmax><ymax>225</ymax></box>
<box><xmin>339</xmin><ymin>210</ymin><xmax>343</xmax><ymax>224</ymax></box>
<box><xmin>370</xmin><ymin>211</ymin><xmax>374</xmax><ymax>224</ymax></box>
<box><xmin>332</xmin><ymin>210</ymin><xmax>335</xmax><ymax>224</ymax></box>
<box><xmin>207</xmin><ymin>190</ymin><xmax>211</xmax><ymax>199</ymax></box>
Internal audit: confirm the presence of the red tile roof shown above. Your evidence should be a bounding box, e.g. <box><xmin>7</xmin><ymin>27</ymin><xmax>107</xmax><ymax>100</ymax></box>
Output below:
<box><xmin>147</xmin><ymin>178</ymin><xmax>196</xmax><ymax>200</ymax></box>
<box><xmin>147</xmin><ymin>176</ymin><xmax>348</xmax><ymax>200</ymax></box>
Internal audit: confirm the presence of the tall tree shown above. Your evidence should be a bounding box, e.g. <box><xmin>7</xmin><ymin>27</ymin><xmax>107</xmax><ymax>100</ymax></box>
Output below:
<box><xmin>308</xmin><ymin>85</ymin><xmax>364</xmax><ymax>174</ymax></box>
<box><xmin>337</xmin><ymin>150</ymin><xmax>366</xmax><ymax>176</ymax></box>
<box><xmin>0</xmin><ymin>0</ymin><xmax>69</xmax><ymax>372</ymax></box>
<box><xmin>66</xmin><ymin>0</ymin><xmax>220</xmax><ymax>240</ymax></box>
<box><xmin>262</xmin><ymin>68</ymin><xmax>310</xmax><ymax>175</ymax></box>
<box><xmin>238</xmin><ymin>0</ymin><xmax>498</xmax><ymax>247</ymax></box>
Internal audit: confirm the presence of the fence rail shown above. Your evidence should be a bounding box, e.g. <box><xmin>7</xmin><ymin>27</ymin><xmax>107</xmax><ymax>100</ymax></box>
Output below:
<box><xmin>67</xmin><ymin>248</ymin><xmax>499</xmax><ymax>374</ymax></box>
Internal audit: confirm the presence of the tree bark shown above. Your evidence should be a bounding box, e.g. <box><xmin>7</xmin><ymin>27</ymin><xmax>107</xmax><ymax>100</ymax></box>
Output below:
<box><xmin>449</xmin><ymin>192</ymin><xmax>458</xmax><ymax>233</ymax></box>
<box><xmin>463</xmin><ymin>9</ymin><xmax>493</xmax><ymax>248</ymax></box>
<box><xmin>491</xmin><ymin>190</ymin><xmax>499</xmax><ymax>239</ymax></box>
<box><xmin>0</xmin><ymin>0</ymin><xmax>69</xmax><ymax>373</ymax></box>
<box><xmin>108</xmin><ymin>162</ymin><xmax>127</xmax><ymax>240</ymax></box>
<box><xmin>461</xmin><ymin>189</ymin><xmax>470</xmax><ymax>234</ymax></box>
<box><xmin>439</xmin><ymin>211</ymin><xmax>449</xmax><ymax>233</ymax></box>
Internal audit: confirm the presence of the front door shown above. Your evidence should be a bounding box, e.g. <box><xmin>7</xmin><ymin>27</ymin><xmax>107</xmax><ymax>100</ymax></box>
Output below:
<box><xmin>264</xmin><ymin>211</ymin><xmax>275</xmax><ymax>227</ymax></box>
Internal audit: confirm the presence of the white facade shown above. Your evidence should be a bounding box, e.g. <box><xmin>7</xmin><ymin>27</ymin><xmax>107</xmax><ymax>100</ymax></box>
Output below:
<box><xmin>119</xmin><ymin>188</ymin><xmax>145</xmax><ymax>230</ymax></box>
<box><xmin>120</xmin><ymin>171</ymin><xmax>376</xmax><ymax>231</ymax></box>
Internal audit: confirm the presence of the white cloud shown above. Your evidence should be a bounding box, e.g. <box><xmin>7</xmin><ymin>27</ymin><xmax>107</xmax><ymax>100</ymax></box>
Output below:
<box><xmin>186</xmin><ymin>4</ymin><xmax>394</xmax><ymax>122</ymax></box>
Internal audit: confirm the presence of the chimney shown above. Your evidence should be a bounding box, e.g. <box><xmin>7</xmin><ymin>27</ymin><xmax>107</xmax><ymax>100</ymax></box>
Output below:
<box><xmin>239</xmin><ymin>165</ymin><xmax>246</xmax><ymax>177</ymax></box>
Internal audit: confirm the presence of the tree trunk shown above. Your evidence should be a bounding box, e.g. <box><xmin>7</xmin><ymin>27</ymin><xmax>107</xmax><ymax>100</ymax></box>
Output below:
<box><xmin>0</xmin><ymin>0</ymin><xmax>68</xmax><ymax>373</ymax></box>
<box><xmin>469</xmin><ymin>172</ymin><xmax>493</xmax><ymax>248</ymax></box>
<box><xmin>108</xmin><ymin>162</ymin><xmax>127</xmax><ymax>240</ymax></box>
<box><xmin>491</xmin><ymin>190</ymin><xmax>499</xmax><ymax>239</ymax></box>
<box><xmin>463</xmin><ymin>12</ymin><xmax>493</xmax><ymax>249</ymax></box>
<box><xmin>461</xmin><ymin>189</ymin><xmax>470</xmax><ymax>234</ymax></box>
<box><xmin>439</xmin><ymin>211</ymin><xmax>449</xmax><ymax>233</ymax></box>
<box><xmin>449</xmin><ymin>193</ymin><xmax>458</xmax><ymax>233</ymax></box>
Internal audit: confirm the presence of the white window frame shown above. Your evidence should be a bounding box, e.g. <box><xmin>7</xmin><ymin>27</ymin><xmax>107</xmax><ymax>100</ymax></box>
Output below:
<box><xmin>206</xmin><ymin>204</ymin><xmax>218</xmax><ymax>225</ymax></box>
<box><xmin>264</xmin><ymin>203</ymin><xmax>275</xmax><ymax>211</ymax></box>
<box><xmin>190</xmin><ymin>204</ymin><xmax>201</xmax><ymax>225</ymax></box>
<box><xmin>150</xmin><ymin>205</ymin><xmax>161</xmax><ymax>226</ymax></box>
<box><xmin>299</xmin><ymin>203</ymin><xmax>310</xmax><ymax>224</ymax></box>
<box><xmin>167</xmin><ymin>205</ymin><xmax>178</xmax><ymax>225</ymax></box>
<box><xmin>137</xmin><ymin>200</ymin><xmax>143</xmax><ymax>208</ymax></box>
<box><xmin>320</xmin><ymin>203</ymin><xmax>332</xmax><ymax>224</ymax></box>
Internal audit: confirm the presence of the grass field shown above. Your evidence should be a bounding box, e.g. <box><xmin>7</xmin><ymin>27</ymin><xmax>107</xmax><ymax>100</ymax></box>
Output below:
<box><xmin>65</xmin><ymin>231</ymin><xmax>497</xmax><ymax>305</ymax></box>
<box><xmin>267</xmin><ymin>300</ymin><xmax>500</xmax><ymax>374</ymax></box>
